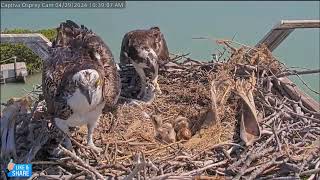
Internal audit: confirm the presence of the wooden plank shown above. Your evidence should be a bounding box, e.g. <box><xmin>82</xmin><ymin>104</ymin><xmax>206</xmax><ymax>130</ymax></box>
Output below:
<box><xmin>256</xmin><ymin>29</ymin><xmax>294</xmax><ymax>51</ymax></box>
<box><xmin>268</xmin><ymin>29</ymin><xmax>293</xmax><ymax>51</ymax></box>
<box><xmin>276</xmin><ymin>20</ymin><xmax>320</xmax><ymax>29</ymax></box>
<box><xmin>255</xmin><ymin>19</ymin><xmax>320</xmax><ymax>112</ymax></box>
<box><xmin>0</xmin><ymin>33</ymin><xmax>52</xmax><ymax>60</ymax></box>
<box><xmin>280</xmin><ymin>77</ymin><xmax>319</xmax><ymax>113</ymax></box>
<box><xmin>0</xmin><ymin>33</ymin><xmax>51</xmax><ymax>46</ymax></box>
<box><xmin>25</xmin><ymin>42</ymin><xmax>50</xmax><ymax>60</ymax></box>
<box><xmin>256</xmin><ymin>20</ymin><xmax>320</xmax><ymax>51</ymax></box>
<box><xmin>0</xmin><ymin>62</ymin><xmax>26</xmax><ymax>70</ymax></box>
<box><xmin>0</xmin><ymin>62</ymin><xmax>28</xmax><ymax>82</ymax></box>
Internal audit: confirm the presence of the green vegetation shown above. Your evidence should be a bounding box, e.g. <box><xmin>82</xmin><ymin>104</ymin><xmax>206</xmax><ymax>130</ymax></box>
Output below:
<box><xmin>0</xmin><ymin>28</ymin><xmax>56</xmax><ymax>74</ymax></box>
<box><xmin>0</xmin><ymin>43</ymin><xmax>43</xmax><ymax>74</ymax></box>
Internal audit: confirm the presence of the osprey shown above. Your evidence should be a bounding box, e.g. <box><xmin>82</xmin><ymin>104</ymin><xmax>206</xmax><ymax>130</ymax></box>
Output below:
<box><xmin>43</xmin><ymin>20</ymin><xmax>121</xmax><ymax>152</ymax></box>
<box><xmin>119</xmin><ymin>27</ymin><xmax>169</xmax><ymax>101</ymax></box>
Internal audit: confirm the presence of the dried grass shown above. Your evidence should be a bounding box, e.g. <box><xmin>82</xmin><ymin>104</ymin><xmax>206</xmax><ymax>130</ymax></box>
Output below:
<box><xmin>1</xmin><ymin>42</ymin><xmax>319</xmax><ymax>179</ymax></box>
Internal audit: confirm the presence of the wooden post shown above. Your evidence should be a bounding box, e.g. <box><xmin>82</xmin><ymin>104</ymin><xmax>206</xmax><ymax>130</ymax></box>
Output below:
<box><xmin>13</xmin><ymin>56</ymin><xmax>17</xmax><ymax>79</ymax></box>
<box><xmin>0</xmin><ymin>73</ymin><xmax>5</xmax><ymax>84</ymax></box>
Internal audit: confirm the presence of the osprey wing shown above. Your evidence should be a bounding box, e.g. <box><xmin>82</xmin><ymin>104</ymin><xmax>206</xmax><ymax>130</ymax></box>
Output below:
<box><xmin>42</xmin><ymin>48</ymin><xmax>76</xmax><ymax>119</ymax></box>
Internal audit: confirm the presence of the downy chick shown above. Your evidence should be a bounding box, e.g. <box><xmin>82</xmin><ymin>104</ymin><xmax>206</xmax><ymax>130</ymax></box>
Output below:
<box><xmin>174</xmin><ymin>116</ymin><xmax>192</xmax><ymax>141</ymax></box>
<box><xmin>151</xmin><ymin>115</ymin><xmax>176</xmax><ymax>143</ymax></box>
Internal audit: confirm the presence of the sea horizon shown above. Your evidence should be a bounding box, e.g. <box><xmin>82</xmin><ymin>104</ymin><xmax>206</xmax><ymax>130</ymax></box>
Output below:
<box><xmin>1</xmin><ymin>1</ymin><xmax>319</xmax><ymax>101</ymax></box>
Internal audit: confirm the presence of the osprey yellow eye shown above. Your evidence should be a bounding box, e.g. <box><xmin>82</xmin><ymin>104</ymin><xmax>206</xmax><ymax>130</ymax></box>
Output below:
<box><xmin>95</xmin><ymin>79</ymin><xmax>101</xmax><ymax>87</ymax></box>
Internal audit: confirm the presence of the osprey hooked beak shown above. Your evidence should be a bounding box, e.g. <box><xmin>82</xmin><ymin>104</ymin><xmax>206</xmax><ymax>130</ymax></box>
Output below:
<box><xmin>80</xmin><ymin>85</ymin><xmax>94</xmax><ymax>105</ymax></box>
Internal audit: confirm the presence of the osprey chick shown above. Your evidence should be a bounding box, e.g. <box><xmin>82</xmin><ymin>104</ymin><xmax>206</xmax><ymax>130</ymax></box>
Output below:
<box><xmin>120</xmin><ymin>27</ymin><xmax>169</xmax><ymax>101</ymax></box>
<box><xmin>43</xmin><ymin>20</ymin><xmax>120</xmax><ymax>152</ymax></box>
<box><xmin>151</xmin><ymin>115</ymin><xmax>176</xmax><ymax>143</ymax></box>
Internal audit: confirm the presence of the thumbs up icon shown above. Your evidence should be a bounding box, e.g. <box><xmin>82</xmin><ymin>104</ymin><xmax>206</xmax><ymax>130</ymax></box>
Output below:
<box><xmin>7</xmin><ymin>159</ymin><xmax>15</xmax><ymax>171</ymax></box>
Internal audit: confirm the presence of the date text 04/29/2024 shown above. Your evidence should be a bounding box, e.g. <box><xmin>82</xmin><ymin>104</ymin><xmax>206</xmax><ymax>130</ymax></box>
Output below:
<box><xmin>1</xmin><ymin>1</ymin><xmax>126</xmax><ymax>9</ymax></box>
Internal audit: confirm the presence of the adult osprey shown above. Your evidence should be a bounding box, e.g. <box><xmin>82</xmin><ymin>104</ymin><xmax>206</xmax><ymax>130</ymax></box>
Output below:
<box><xmin>119</xmin><ymin>27</ymin><xmax>169</xmax><ymax>101</ymax></box>
<box><xmin>43</xmin><ymin>20</ymin><xmax>121</xmax><ymax>151</ymax></box>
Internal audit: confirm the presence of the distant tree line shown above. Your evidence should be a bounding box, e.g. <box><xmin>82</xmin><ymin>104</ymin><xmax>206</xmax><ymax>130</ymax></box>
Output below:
<box><xmin>0</xmin><ymin>28</ymin><xmax>56</xmax><ymax>74</ymax></box>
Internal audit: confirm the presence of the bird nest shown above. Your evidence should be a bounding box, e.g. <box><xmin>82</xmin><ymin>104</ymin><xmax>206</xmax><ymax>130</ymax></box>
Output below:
<box><xmin>1</xmin><ymin>41</ymin><xmax>319</xmax><ymax>180</ymax></box>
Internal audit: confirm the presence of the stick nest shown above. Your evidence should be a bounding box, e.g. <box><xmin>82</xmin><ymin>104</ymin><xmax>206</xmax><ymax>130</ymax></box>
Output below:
<box><xmin>1</xmin><ymin>41</ymin><xmax>319</xmax><ymax>180</ymax></box>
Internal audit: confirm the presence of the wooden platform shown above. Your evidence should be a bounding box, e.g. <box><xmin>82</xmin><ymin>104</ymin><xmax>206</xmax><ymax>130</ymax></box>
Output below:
<box><xmin>0</xmin><ymin>33</ymin><xmax>51</xmax><ymax>84</ymax></box>
<box><xmin>0</xmin><ymin>62</ymin><xmax>28</xmax><ymax>83</ymax></box>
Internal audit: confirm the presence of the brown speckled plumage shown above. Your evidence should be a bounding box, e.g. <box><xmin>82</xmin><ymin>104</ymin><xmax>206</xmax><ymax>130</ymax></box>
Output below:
<box><xmin>119</xmin><ymin>26</ymin><xmax>169</xmax><ymax>66</ymax></box>
<box><xmin>119</xmin><ymin>27</ymin><xmax>169</xmax><ymax>100</ymax></box>
<box><xmin>43</xmin><ymin>20</ymin><xmax>121</xmax><ymax>120</ymax></box>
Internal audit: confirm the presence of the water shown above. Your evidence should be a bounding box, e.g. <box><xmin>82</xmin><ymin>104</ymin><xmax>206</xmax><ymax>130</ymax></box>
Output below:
<box><xmin>0</xmin><ymin>73</ymin><xmax>42</xmax><ymax>102</ymax></box>
<box><xmin>1</xmin><ymin>1</ymin><xmax>319</xmax><ymax>103</ymax></box>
